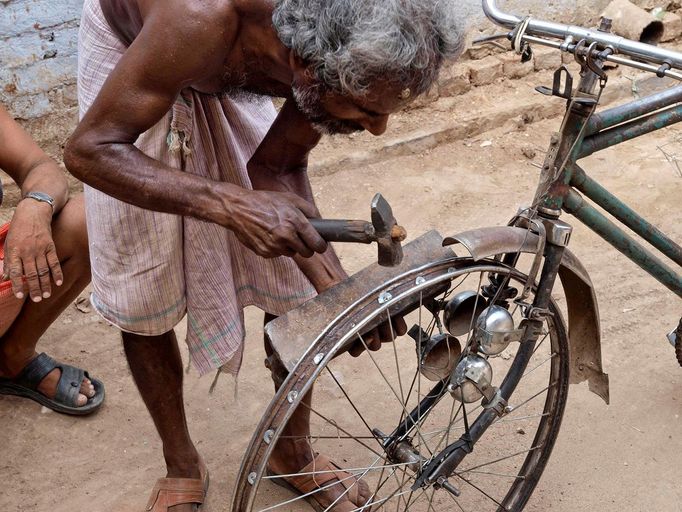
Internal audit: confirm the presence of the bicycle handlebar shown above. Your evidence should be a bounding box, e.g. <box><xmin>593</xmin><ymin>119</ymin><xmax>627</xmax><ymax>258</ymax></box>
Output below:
<box><xmin>482</xmin><ymin>0</ymin><xmax>682</xmax><ymax>71</ymax></box>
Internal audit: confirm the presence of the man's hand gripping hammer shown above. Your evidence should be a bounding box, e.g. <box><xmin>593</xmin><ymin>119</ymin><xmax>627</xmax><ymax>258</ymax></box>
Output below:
<box><xmin>309</xmin><ymin>194</ymin><xmax>407</xmax><ymax>267</ymax></box>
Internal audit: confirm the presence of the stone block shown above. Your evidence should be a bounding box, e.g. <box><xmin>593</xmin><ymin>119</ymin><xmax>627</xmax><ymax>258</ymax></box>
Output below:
<box><xmin>501</xmin><ymin>54</ymin><xmax>533</xmax><ymax>79</ymax></box>
<box><xmin>466</xmin><ymin>43</ymin><xmax>508</xmax><ymax>60</ymax></box>
<box><xmin>468</xmin><ymin>55</ymin><xmax>503</xmax><ymax>87</ymax></box>
<box><xmin>534</xmin><ymin>46</ymin><xmax>563</xmax><ymax>71</ymax></box>
<box><xmin>660</xmin><ymin>11</ymin><xmax>682</xmax><ymax>41</ymax></box>
<box><xmin>408</xmin><ymin>85</ymin><xmax>439</xmax><ymax>109</ymax></box>
<box><xmin>632</xmin><ymin>0</ymin><xmax>671</xmax><ymax>10</ymax></box>
<box><xmin>465</xmin><ymin>29</ymin><xmax>509</xmax><ymax>60</ymax></box>
<box><xmin>438</xmin><ymin>62</ymin><xmax>471</xmax><ymax>97</ymax></box>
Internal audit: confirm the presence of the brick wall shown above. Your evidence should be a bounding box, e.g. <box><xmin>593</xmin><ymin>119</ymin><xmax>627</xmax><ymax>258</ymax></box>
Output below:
<box><xmin>1</xmin><ymin>0</ymin><xmax>82</xmax><ymax>156</ymax></box>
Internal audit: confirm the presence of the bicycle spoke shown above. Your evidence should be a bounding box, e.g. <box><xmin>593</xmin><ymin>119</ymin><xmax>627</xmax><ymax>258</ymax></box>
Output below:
<box><xmin>465</xmin><ymin>470</ymin><xmax>525</xmax><ymax>479</ymax></box>
<box><xmin>401</xmin><ymin>489</ymin><xmax>418</xmax><ymax>512</ymax></box>
<box><xmin>322</xmin><ymin>455</ymin><xmax>385</xmax><ymax>512</ymax></box>
<box><xmin>264</xmin><ymin>461</ymin><xmax>412</xmax><ymax>481</ymax></box>
<box><xmin>531</xmin><ymin>331</ymin><xmax>551</xmax><ymax>357</ymax></box>
<box><xmin>398</xmin><ymin>314</ymin><xmax>439</xmax><ymax>435</ymax></box>
<box><xmin>278</xmin><ymin>435</ymin><xmax>381</xmax><ymax>440</ymax></box>
<box><xmin>373</xmin><ymin>464</ymin><xmax>388</xmax><ymax>510</ymax></box>
<box><xmin>522</xmin><ymin>352</ymin><xmax>557</xmax><ymax>378</ymax></box>
<box><xmin>459</xmin><ymin>445</ymin><xmax>543</xmax><ymax>473</ymax></box>
<box><xmin>326</xmin><ymin>366</ymin><xmax>383</xmax><ymax>447</ymax></box>
<box><xmin>427</xmin><ymin>488</ymin><xmax>437</xmax><ymax>512</ymax></box>
<box><xmin>492</xmin><ymin>412</ymin><xmax>549</xmax><ymax>425</ymax></box>
<box><xmin>415</xmin><ymin>291</ymin><xmax>424</xmax><ymax>436</ymax></box>
<box><xmin>356</xmin><ymin>485</ymin><xmax>415</xmax><ymax>512</ymax></box>
<box><xmin>387</xmin><ymin>309</ymin><xmax>407</xmax><ymax>421</ymax></box>
<box><xmin>510</xmin><ymin>382</ymin><xmax>556</xmax><ymax>414</ymax></box>
<box><xmin>356</xmin><ymin>332</ymin><xmax>434</xmax><ymax>456</ymax></box>
<box><xmin>445</xmin><ymin>490</ymin><xmax>467</xmax><ymax>512</ymax></box>
<box><xmin>259</xmin><ymin>469</ymin><xmax>367</xmax><ymax>512</ymax></box>
<box><xmin>302</xmin><ymin>402</ymin><xmax>387</xmax><ymax>459</ymax></box>
<box><xmin>385</xmin><ymin>467</ymin><xmax>415</xmax><ymax>510</ymax></box>
<box><xmin>393</xmin><ymin>466</ymin><xmax>410</xmax><ymax>512</ymax></box>
<box><xmin>439</xmin><ymin>400</ymin><xmax>461</xmax><ymax>452</ymax></box>
<box><xmin>463</xmin><ymin>272</ymin><xmax>486</xmax><ymax>348</ymax></box>
<box><xmin>455</xmin><ymin>473</ymin><xmax>504</xmax><ymax>508</ymax></box>
<box><xmin>360</xmin><ymin>466</ymin><xmax>404</xmax><ymax>511</ymax></box>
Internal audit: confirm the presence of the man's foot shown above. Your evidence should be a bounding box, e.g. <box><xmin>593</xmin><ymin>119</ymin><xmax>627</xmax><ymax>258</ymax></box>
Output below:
<box><xmin>0</xmin><ymin>352</ymin><xmax>94</xmax><ymax>406</ymax></box>
<box><xmin>269</xmin><ymin>452</ymin><xmax>373</xmax><ymax>511</ymax></box>
<box><xmin>147</xmin><ymin>455</ymin><xmax>208</xmax><ymax>512</ymax></box>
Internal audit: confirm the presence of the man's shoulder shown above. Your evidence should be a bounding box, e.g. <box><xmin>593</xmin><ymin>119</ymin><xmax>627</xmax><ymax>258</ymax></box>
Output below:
<box><xmin>136</xmin><ymin>0</ymin><xmax>238</xmax><ymax>30</ymax></box>
<box><xmin>137</xmin><ymin>0</ymin><xmax>240</xmax><ymax>52</ymax></box>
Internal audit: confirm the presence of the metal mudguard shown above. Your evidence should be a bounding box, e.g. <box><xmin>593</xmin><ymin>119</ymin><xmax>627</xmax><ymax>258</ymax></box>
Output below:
<box><xmin>444</xmin><ymin>226</ymin><xmax>609</xmax><ymax>404</ymax></box>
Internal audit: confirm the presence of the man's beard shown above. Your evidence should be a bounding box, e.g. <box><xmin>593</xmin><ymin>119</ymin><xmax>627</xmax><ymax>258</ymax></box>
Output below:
<box><xmin>292</xmin><ymin>83</ymin><xmax>364</xmax><ymax>135</ymax></box>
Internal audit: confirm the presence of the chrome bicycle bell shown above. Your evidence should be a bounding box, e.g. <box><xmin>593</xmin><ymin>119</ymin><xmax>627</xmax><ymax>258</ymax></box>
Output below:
<box><xmin>449</xmin><ymin>354</ymin><xmax>494</xmax><ymax>403</ymax></box>
<box><xmin>473</xmin><ymin>305</ymin><xmax>517</xmax><ymax>356</ymax></box>
<box><xmin>418</xmin><ymin>333</ymin><xmax>462</xmax><ymax>382</ymax></box>
<box><xmin>443</xmin><ymin>291</ymin><xmax>487</xmax><ymax>336</ymax></box>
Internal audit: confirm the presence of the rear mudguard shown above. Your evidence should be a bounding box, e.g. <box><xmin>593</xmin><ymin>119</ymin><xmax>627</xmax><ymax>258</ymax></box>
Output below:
<box><xmin>444</xmin><ymin>226</ymin><xmax>609</xmax><ymax>404</ymax></box>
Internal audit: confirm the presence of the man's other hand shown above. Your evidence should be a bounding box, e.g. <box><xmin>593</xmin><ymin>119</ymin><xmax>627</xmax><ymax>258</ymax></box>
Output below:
<box><xmin>348</xmin><ymin>316</ymin><xmax>409</xmax><ymax>357</ymax></box>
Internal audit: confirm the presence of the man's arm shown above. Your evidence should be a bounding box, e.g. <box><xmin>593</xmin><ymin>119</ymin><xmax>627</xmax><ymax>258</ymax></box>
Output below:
<box><xmin>0</xmin><ymin>104</ymin><xmax>68</xmax><ymax>299</ymax></box>
<box><xmin>0</xmin><ymin>105</ymin><xmax>68</xmax><ymax>213</ymax></box>
<box><xmin>247</xmin><ymin>100</ymin><xmax>347</xmax><ymax>292</ymax></box>
<box><xmin>64</xmin><ymin>2</ymin><xmax>324</xmax><ymax>259</ymax></box>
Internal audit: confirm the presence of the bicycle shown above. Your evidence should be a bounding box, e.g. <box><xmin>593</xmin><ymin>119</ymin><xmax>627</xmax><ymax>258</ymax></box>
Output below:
<box><xmin>232</xmin><ymin>1</ymin><xmax>682</xmax><ymax>510</ymax></box>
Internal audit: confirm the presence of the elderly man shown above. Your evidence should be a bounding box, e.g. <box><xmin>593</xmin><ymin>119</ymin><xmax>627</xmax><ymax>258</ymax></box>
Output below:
<box><xmin>65</xmin><ymin>0</ymin><xmax>463</xmax><ymax>510</ymax></box>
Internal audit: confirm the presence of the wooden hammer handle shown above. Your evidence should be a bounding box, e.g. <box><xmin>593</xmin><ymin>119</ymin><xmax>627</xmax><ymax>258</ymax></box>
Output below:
<box><xmin>309</xmin><ymin>219</ymin><xmax>376</xmax><ymax>244</ymax></box>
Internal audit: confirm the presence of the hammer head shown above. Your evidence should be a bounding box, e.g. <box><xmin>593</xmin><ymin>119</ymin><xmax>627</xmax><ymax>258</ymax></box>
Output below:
<box><xmin>371</xmin><ymin>193</ymin><xmax>407</xmax><ymax>267</ymax></box>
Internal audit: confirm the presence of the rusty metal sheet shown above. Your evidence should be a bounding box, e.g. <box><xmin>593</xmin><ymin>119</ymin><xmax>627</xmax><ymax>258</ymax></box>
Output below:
<box><xmin>266</xmin><ymin>230</ymin><xmax>455</xmax><ymax>372</ymax></box>
<box><xmin>559</xmin><ymin>258</ymin><xmax>609</xmax><ymax>404</ymax></box>
<box><xmin>443</xmin><ymin>227</ymin><xmax>540</xmax><ymax>260</ymax></box>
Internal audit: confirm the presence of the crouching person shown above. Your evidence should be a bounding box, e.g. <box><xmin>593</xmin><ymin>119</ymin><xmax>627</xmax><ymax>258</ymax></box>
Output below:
<box><xmin>0</xmin><ymin>103</ymin><xmax>104</xmax><ymax>415</ymax></box>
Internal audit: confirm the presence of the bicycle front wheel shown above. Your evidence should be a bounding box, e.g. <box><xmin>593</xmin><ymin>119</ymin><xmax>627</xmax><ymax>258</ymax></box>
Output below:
<box><xmin>234</xmin><ymin>257</ymin><xmax>570</xmax><ymax>512</ymax></box>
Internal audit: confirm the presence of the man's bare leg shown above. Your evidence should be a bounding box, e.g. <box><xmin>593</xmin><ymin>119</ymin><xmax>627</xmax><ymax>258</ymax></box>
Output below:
<box><xmin>122</xmin><ymin>330</ymin><xmax>201</xmax><ymax>512</ymax></box>
<box><xmin>0</xmin><ymin>195</ymin><xmax>94</xmax><ymax>404</ymax></box>
<box><xmin>263</xmin><ymin>313</ymin><xmax>371</xmax><ymax>508</ymax></box>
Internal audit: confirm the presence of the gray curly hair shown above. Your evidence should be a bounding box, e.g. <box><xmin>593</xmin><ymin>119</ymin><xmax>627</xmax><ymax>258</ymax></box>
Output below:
<box><xmin>272</xmin><ymin>0</ymin><xmax>465</xmax><ymax>97</ymax></box>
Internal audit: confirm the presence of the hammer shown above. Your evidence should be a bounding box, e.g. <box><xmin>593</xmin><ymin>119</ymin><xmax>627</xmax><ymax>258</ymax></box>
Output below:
<box><xmin>309</xmin><ymin>193</ymin><xmax>407</xmax><ymax>267</ymax></box>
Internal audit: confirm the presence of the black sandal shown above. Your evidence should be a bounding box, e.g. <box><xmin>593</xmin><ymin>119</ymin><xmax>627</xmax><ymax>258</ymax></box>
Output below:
<box><xmin>0</xmin><ymin>353</ymin><xmax>105</xmax><ymax>415</ymax></box>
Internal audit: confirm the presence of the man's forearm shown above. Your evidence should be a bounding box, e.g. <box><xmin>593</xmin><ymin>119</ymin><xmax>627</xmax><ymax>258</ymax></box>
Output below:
<box><xmin>250</xmin><ymin>165</ymin><xmax>348</xmax><ymax>291</ymax></box>
<box><xmin>64</xmin><ymin>139</ymin><xmax>240</xmax><ymax>225</ymax></box>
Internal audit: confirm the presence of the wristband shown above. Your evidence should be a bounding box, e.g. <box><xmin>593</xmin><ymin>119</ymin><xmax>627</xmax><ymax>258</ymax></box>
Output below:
<box><xmin>22</xmin><ymin>191</ymin><xmax>55</xmax><ymax>211</ymax></box>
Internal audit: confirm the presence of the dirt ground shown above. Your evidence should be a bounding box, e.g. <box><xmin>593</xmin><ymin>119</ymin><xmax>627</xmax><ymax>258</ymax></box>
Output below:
<box><xmin>2</xmin><ymin>79</ymin><xmax>682</xmax><ymax>511</ymax></box>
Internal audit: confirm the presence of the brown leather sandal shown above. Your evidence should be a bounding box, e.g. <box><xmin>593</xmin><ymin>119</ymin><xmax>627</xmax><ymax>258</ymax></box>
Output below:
<box><xmin>270</xmin><ymin>454</ymin><xmax>371</xmax><ymax>512</ymax></box>
<box><xmin>145</xmin><ymin>462</ymin><xmax>209</xmax><ymax>511</ymax></box>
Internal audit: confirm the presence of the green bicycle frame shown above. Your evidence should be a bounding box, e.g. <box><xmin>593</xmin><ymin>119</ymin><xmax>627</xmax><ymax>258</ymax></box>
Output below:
<box><xmin>536</xmin><ymin>70</ymin><xmax>682</xmax><ymax>297</ymax></box>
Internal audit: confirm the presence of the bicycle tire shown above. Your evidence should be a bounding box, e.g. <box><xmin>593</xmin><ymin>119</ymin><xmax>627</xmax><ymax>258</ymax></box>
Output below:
<box><xmin>233</xmin><ymin>257</ymin><xmax>570</xmax><ymax>512</ymax></box>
